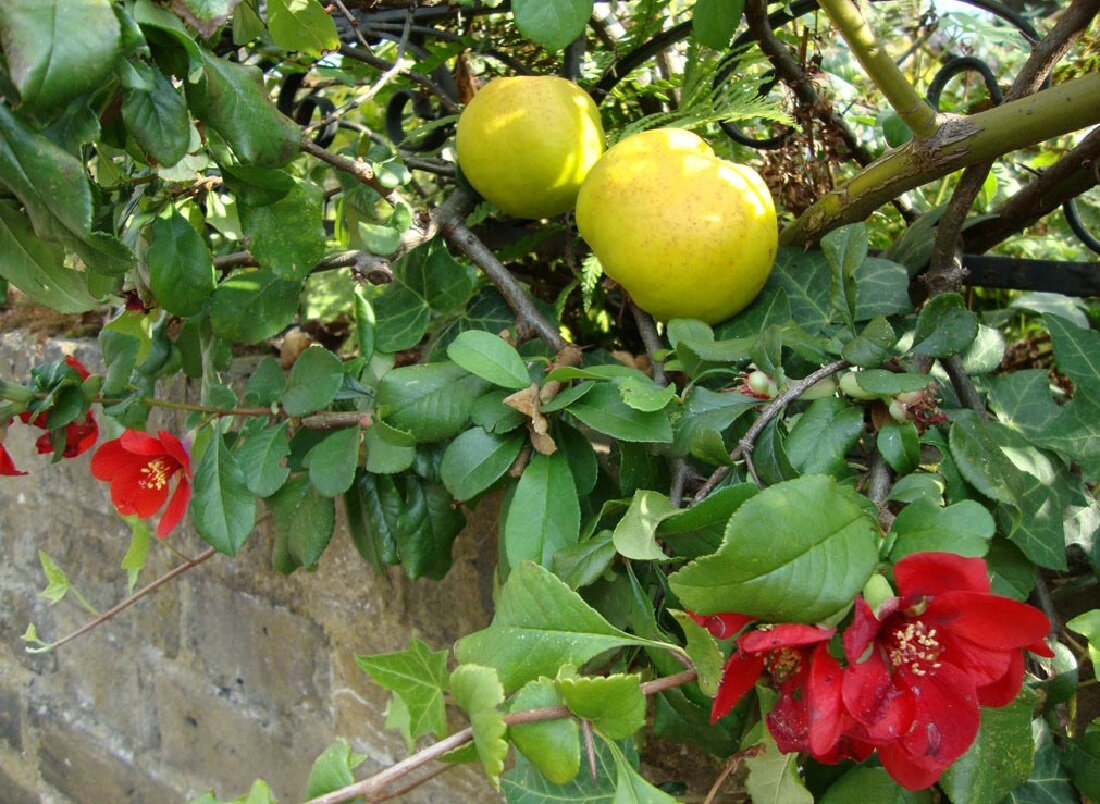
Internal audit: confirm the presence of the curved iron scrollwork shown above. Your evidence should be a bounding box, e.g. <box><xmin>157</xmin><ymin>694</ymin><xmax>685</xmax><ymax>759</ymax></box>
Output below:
<box><xmin>277</xmin><ymin>71</ymin><xmax>338</xmax><ymax>148</ymax></box>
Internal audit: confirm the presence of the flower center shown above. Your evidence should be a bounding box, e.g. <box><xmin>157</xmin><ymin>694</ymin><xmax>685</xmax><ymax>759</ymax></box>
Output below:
<box><xmin>765</xmin><ymin>647</ymin><xmax>802</xmax><ymax>683</ymax></box>
<box><xmin>888</xmin><ymin>619</ymin><xmax>942</xmax><ymax>676</ymax></box>
<box><xmin>139</xmin><ymin>458</ymin><xmax>173</xmax><ymax>490</ymax></box>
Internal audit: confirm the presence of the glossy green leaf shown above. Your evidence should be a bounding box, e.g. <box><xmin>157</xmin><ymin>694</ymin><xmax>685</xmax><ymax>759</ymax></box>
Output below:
<box><xmin>191</xmin><ymin>432</ymin><xmax>257</xmax><ymax>556</ymax></box>
<box><xmin>768</xmin><ymin>249</ymin><xmax>831</xmax><ymax>334</ymax></box>
<box><xmin>911</xmin><ymin>293</ymin><xmax>978</xmax><ymax>357</ymax></box>
<box><xmin>854</xmin><ymin>370</ymin><xmax>933</xmax><ymax>396</ymax></box>
<box><xmin>267</xmin><ymin>0</ymin><xmax>339</xmax><ymax>55</ymax></box>
<box><xmin>236</xmin><ymin>419</ymin><xmax>291</xmax><ymax>497</ymax></box>
<box><xmin>1002</xmin><ymin>718</ymin><xmax>1075</xmax><ymax>803</ymax></box>
<box><xmin>616</xmin><ymin>375</ymin><xmax>677</xmax><ymax>412</ymax></box>
<box><xmin>567</xmin><ymin>383</ymin><xmax>672</xmax><ymax>443</ymax></box>
<box><xmin>363</xmin><ymin>419</ymin><xmax>417</xmax><ymax>475</ymax></box>
<box><xmin>240</xmin><ymin>181</ymin><xmax>325</xmax><ymax>281</ymax></box>
<box><xmin>877</xmin><ymin>421</ymin><xmax>919</xmax><ymax>475</ymax></box>
<box><xmin>557</xmin><ymin>673</ymin><xmax>645</xmax><ymax>741</ymax></box>
<box><xmin>1069</xmin><ymin>719</ymin><xmax>1100</xmax><ymax>799</ymax></box>
<box><xmin>819</xmin><ymin>766</ymin><xmax>930</xmax><ymax>804</ymax></box>
<box><xmin>343</xmin><ymin>470</ymin><xmax>399</xmax><ymax>571</ymax></box>
<box><xmin>376</xmin><ymin>362</ymin><xmax>488</xmax><ymax>443</ymax></box>
<box><xmin>744</xmin><ymin>733</ymin><xmax>813</xmax><ymax>804</ymax></box>
<box><xmin>853</xmin><ymin>258</ymin><xmax>912</xmax><ymax>320</ymax></box>
<box><xmin>306</xmin><ymin>426</ymin><xmax>360</xmax><ymax>497</ymax></box>
<box><xmin>821</xmin><ymin>222</ymin><xmax>865</xmax><ymax>332</ymax></box>
<box><xmin>940</xmin><ymin>691</ymin><xmax>1038</xmax><ymax>804</ymax></box>
<box><xmin>658</xmin><ymin>483</ymin><xmax>758</xmax><ymax>559</ymax></box>
<box><xmin>551</xmin><ymin>531</ymin><xmax>617</xmax><ymax>590</ymax></box>
<box><xmin>842</xmin><ymin>316</ymin><xmax>897</xmax><ymax>368</ymax></box>
<box><xmin>171</xmin><ymin>0</ymin><xmax>234</xmax><ymax>37</ymax></box>
<box><xmin>1067</xmin><ymin>610</ymin><xmax>1100</xmax><ymax>671</ymax></box>
<box><xmin>209</xmin><ymin>269</ymin><xmax>302</xmax><ymax>344</ymax></box>
<box><xmin>441</xmin><ymin>427</ymin><xmax>524</xmax><ymax>500</ymax></box>
<box><xmin>613</xmin><ymin>491</ymin><xmax>677</xmax><ymax>561</ymax></box>
<box><xmin>668</xmin><ymin>610</ymin><xmax>723</xmax><ymax>696</ymax></box>
<box><xmin>0</xmin><ymin>201</ymin><xmax>96</xmax><ymax>312</ymax></box>
<box><xmin>888</xmin><ymin>498</ymin><xmax>994</xmax><ymax>560</ymax></box>
<box><xmin>281</xmin><ymin>346</ymin><xmax>344</xmax><ymax>417</ymax></box>
<box><xmin>785</xmin><ymin>397</ymin><xmax>864</xmax><ymax>478</ymax></box>
<box><xmin>508</xmin><ymin>679</ymin><xmax>581</xmax><ymax>786</ymax></box>
<box><xmin>243</xmin><ymin>357</ymin><xmax>286</xmax><ymax>408</ymax></box>
<box><xmin>450</xmin><ymin>665</ymin><xmax>508</xmax><ymax>788</ymax></box>
<box><xmin>356</xmin><ymin>636</ymin><xmax>449</xmax><ymax>746</ymax></box>
<box><xmin>961</xmin><ymin>324</ymin><xmax>1006</xmax><ymax>374</ymax></box>
<box><xmin>455</xmin><ymin>561</ymin><xmax>676</xmax><ymax>691</ymax></box>
<box><xmin>504</xmin><ymin>451</ymin><xmax>580</xmax><ymax>567</ymax></box>
<box><xmin>501</xmin><ymin>734</ymin><xmax>618</xmax><ymax>802</ymax></box>
<box><xmin>122</xmin><ymin>60</ymin><xmax>190</xmax><ymax>167</ymax></box>
<box><xmin>1044</xmin><ymin>313</ymin><xmax>1100</xmax><ymax>396</ymax></box>
<box><xmin>512</xmin><ymin>0</ymin><xmax>594</xmax><ymax>52</ymax></box>
<box><xmin>471</xmin><ymin>390</ymin><xmax>528</xmax><ymax>434</ymax></box>
<box><xmin>447</xmin><ymin>330</ymin><xmax>530</xmax><ymax>389</ymax></box>
<box><xmin>669</xmin><ymin>475</ymin><xmax>878</xmax><ymax>622</ymax></box>
<box><xmin>692</xmin><ymin>0</ymin><xmax>744</xmax><ymax>49</ymax></box>
<box><xmin>268</xmin><ymin>473</ymin><xmax>335</xmax><ymax>572</ymax></box>
<box><xmin>607</xmin><ymin>738</ymin><xmax>678</xmax><ymax>804</ymax></box>
<box><xmin>304</xmin><ymin>738</ymin><xmax>366</xmax><ymax>800</ymax></box>
<box><xmin>146</xmin><ymin>208</ymin><xmax>215</xmax><ymax>316</ymax></box>
<box><xmin>0</xmin><ymin>0</ymin><xmax>120</xmax><ymax>112</ymax></box>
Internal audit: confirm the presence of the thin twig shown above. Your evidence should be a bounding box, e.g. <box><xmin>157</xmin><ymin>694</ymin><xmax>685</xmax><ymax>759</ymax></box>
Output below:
<box><xmin>43</xmin><ymin>548</ymin><xmax>218</xmax><ymax>651</ymax></box>
<box><xmin>702</xmin><ymin>744</ymin><xmax>764</xmax><ymax>804</ymax></box>
<box><xmin>944</xmin><ymin>355</ymin><xmax>986</xmax><ymax>417</ymax></box>
<box><xmin>629</xmin><ymin>302</ymin><xmax>666</xmax><ymax>387</ymax></box>
<box><xmin>583</xmin><ymin>719</ymin><xmax>598</xmax><ymax>781</ymax></box>
<box><xmin>300</xmin><ymin>138</ymin><xmax>395</xmax><ymax>202</ymax></box>
<box><xmin>339</xmin><ymin>44</ymin><xmax>460</xmax><ymax>115</ymax></box>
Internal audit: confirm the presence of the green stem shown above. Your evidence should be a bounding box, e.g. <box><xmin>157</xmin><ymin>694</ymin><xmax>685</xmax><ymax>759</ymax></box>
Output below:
<box><xmin>817</xmin><ymin>0</ymin><xmax>938</xmax><ymax>139</ymax></box>
<box><xmin>93</xmin><ymin>396</ymin><xmax>274</xmax><ymax>418</ymax></box>
<box><xmin>780</xmin><ymin>70</ymin><xmax>1100</xmax><ymax>247</ymax></box>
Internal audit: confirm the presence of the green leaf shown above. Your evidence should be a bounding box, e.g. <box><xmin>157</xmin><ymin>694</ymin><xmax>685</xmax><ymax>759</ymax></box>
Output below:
<box><xmin>819</xmin><ymin>766</ymin><xmax>931</xmax><ymax>804</ymax></box>
<box><xmin>502</xmin><ymin>733</ymin><xmax>617</xmax><ymax>803</ymax></box>
<box><xmin>960</xmin><ymin>324</ymin><xmax>1005</xmax><ymax>374</ymax></box>
<box><xmin>37</xmin><ymin>551</ymin><xmax>71</xmax><ymax>605</ymax></box>
<box><xmin>471</xmin><ymin>390</ymin><xmax>528</xmax><ymax>434</ymax></box>
<box><xmin>987</xmin><ymin>372</ymin><xmax>1062</xmax><ymax>438</ymax></box>
<box><xmin>304</xmin><ymin>738</ymin><xmax>366</xmax><ymax>800</ymax></box>
<box><xmin>785</xmin><ymin>397</ymin><xmax>864</xmax><ymax>478</ymax></box>
<box><xmin>121</xmin><ymin>517</ymin><xmax>152</xmax><ymax>594</ymax></box>
<box><xmin>306</xmin><ymin>426</ymin><xmax>360</xmax><ymax>497</ymax></box>
<box><xmin>557</xmin><ymin>673</ymin><xmax>645</xmax><ymax>740</ymax></box>
<box><xmin>122</xmin><ymin>60</ymin><xmax>190</xmax><ymax>167</ymax></box>
<box><xmin>441</xmin><ymin>427</ymin><xmax>524</xmax><ymax>500</ymax></box>
<box><xmin>450</xmin><ymin>665</ymin><xmax>508</xmax><ymax>789</ymax></box>
<box><xmin>853</xmin><ymin>258</ymin><xmax>912</xmax><ymax>320</ymax></box>
<box><xmin>376</xmin><ymin>362</ymin><xmax>488</xmax><ymax>443</ymax></box>
<box><xmin>0</xmin><ymin>0</ymin><xmax>120</xmax><ymax>112</ymax></box>
<box><xmin>821</xmin><ymin>222</ymin><xmax>866</xmax><ymax>332</ymax></box>
<box><xmin>343</xmin><ymin>470</ymin><xmax>399</xmax><ymax>572</ymax></box>
<box><xmin>612</xmin><ymin>491</ymin><xmax>677</xmax><ymax>561</ymax></box>
<box><xmin>842</xmin><ymin>316</ymin><xmax>897</xmax><ymax>368</ymax></box>
<box><xmin>363</xmin><ymin>419</ymin><xmax>416</xmax><ymax>475</ymax></box>
<box><xmin>392</xmin><ymin>476</ymin><xmax>466</xmax><ymax>581</ymax></box>
<box><xmin>768</xmin><ymin>249</ymin><xmax>831</xmax><ymax>334</ymax></box>
<box><xmin>692</xmin><ymin>0</ymin><xmax>744</xmax><ymax>49</ymax></box>
<box><xmin>508</xmin><ymin>679</ymin><xmax>581</xmax><ymax>786</ymax></box>
<box><xmin>240</xmin><ymin>181</ymin><xmax>325</xmax><ymax>281</ymax></box>
<box><xmin>669</xmin><ymin>475</ymin><xmax>878</xmax><ymax>623</ymax></box>
<box><xmin>170</xmin><ymin>0</ymin><xmax>233</xmax><ymax>37</ymax></box>
<box><xmin>743</xmin><ymin>733</ymin><xmax>813</xmax><ymax>804</ymax></box>
<box><xmin>504</xmin><ymin>451</ymin><xmax>581</xmax><ymax>567</ymax></box>
<box><xmin>939</xmin><ymin>690</ymin><xmax>1038</xmax><ymax>804</ymax></box>
<box><xmin>888</xmin><ymin>498</ymin><xmax>994</xmax><ymax>560</ymax></box>
<box><xmin>236</xmin><ymin>420</ymin><xmax>291</xmax><ymax>498</ymax></box>
<box><xmin>659</xmin><ymin>483</ymin><xmax>759</xmax><ymax>559</ymax></box>
<box><xmin>356</xmin><ymin>636</ymin><xmax>449</xmax><ymax>746</ymax></box>
<box><xmin>567</xmin><ymin>383</ymin><xmax>672</xmax><ymax>443</ymax></box>
<box><xmin>455</xmin><ymin>561</ymin><xmax>676</xmax><ymax>691</ymax></box>
<box><xmin>881</xmin><ymin>112</ymin><xmax>914</xmax><ymax>148</ymax></box>
<box><xmin>0</xmin><ymin>200</ymin><xmax>96</xmax><ymax>312</ymax></box>
<box><xmin>209</xmin><ymin>269</ymin><xmax>302</xmax><ymax>344</ymax></box>
<box><xmin>607</xmin><ymin>738</ymin><xmax>678</xmax><ymax>804</ymax></box>
<box><xmin>268</xmin><ymin>474</ymin><xmax>335</xmax><ymax>572</ymax></box>
<box><xmin>244</xmin><ymin>357</ymin><xmax>286</xmax><ymax>408</ymax></box>
<box><xmin>1033</xmin><ymin>395</ymin><xmax>1100</xmax><ymax>482</ymax></box>
<box><xmin>191</xmin><ymin>432</ymin><xmax>257</xmax><ymax>557</ymax></box>
<box><xmin>552</xmin><ymin>531</ymin><xmax>617</xmax><ymax>590</ymax></box>
<box><xmin>189</xmin><ymin>50</ymin><xmax>300</xmax><ymax>168</ymax></box>
<box><xmin>1069</xmin><ymin>719</ymin><xmax>1100</xmax><ymax>800</ymax></box>
<box><xmin>146</xmin><ymin>208</ymin><xmax>215</xmax><ymax>316</ymax></box>
<box><xmin>354</xmin><ymin>286</ymin><xmax>375</xmax><ymax>363</ymax></box>
<box><xmin>1044</xmin><ymin>313</ymin><xmax>1100</xmax><ymax>396</ymax></box>
<box><xmin>1002</xmin><ymin>718</ymin><xmax>1075</xmax><ymax>803</ymax></box>
<box><xmin>512</xmin><ymin>0</ymin><xmax>594</xmax><ymax>52</ymax></box>
<box><xmin>668</xmin><ymin>610</ymin><xmax>723</xmax><ymax>696</ymax></box>
<box><xmin>616</xmin><ymin>375</ymin><xmax>677</xmax><ymax>412</ymax></box>
<box><xmin>910</xmin><ymin>293</ymin><xmax>978</xmax><ymax>357</ymax></box>
<box><xmin>447</xmin><ymin>330</ymin><xmax>531</xmax><ymax>390</ymax></box>
<box><xmin>877</xmin><ymin>421</ymin><xmax>919</xmax><ymax>475</ymax></box>
<box><xmin>555</xmin><ymin>422</ymin><xmax>598</xmax><ymax>494</ymax></box>
<box><xmin>267</xmin><ymin>0</ymin><xmax>339</xmax><ymax>55</ymax></box>
<box><xmin>373</xmin><ymin>244</ymin><xmax>476</xmax><ymax>352</ymax></box>
<box><xmin>1067</xmin><ymin>610</ymin><xmax>1100</xmax><ymax>671</ymax></box>
<box><xmin>855</xmin><ymin>370</ymin><xmax>933</xmax><ymax>396</ymax></box>
<box><xmin>281</xmin><ymin>346</ymin><xmax>344</xmax><ymax>417</ymax></box>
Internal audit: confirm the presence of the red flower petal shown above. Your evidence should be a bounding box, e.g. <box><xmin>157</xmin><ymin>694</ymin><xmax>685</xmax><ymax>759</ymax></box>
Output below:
<box><xmin>807</xmin><ymin>643</ymin><xmax>844</xmax><ymax>757</ymax></box>
<box><xmin>157</xmin><ymin>477</ymin><xmax>191</xmax><ymax>537</ymax></box>
<box><xmin>33</xmin><ymin>430</ymin><xmax>54</xmax><ymax>455</ymax></box>
<box><xmin>90</xmin><ymin>439</ymin><xmax>132</xmax><ymax>480</ymax></box>
<box><xmin>711</xmin><ymin>651</ymin><xmax>766</xmax><ymax>723</ymax></box>
<box><xmin>688</xmin><ymin>611</ymin><xmax>755</xmax><ymax>640</ymax></box>
<box><xmin>120</xmin><ymin>430</ymin><xmax>169</xmax><ymax>456</ymax></box>
<box><xmin>925</xmin><ymin>590</ymin><xmax>1051</xmax><ymax>651</ymax></box>
<box><xmin>975</xmin><ymin>649</ymin><xmax>1025</xmax><ymax>707</ymax></box>
<box><xmin>768</xmin><ymin>668</ymin><xmax>811</xmax><ymax>755</ymax></box>
<box><xmin>740</xmin><ymin>623</ymin><xmax>835</xmax><ymax>653</ymax></box>
<box><xmin>843</xmin><ymin>596</ymin><xmax>888</xmax><ymax>663</ymax></box>
<box><xmin>157</xmin><ymin>430</ymin><xmax>192</xmax><ymax>476</ymax></box>
<box><xmin>896</xmin><ymin>662</ymin><xmax>979</xmax><ymax>768</ymax></box>
<box><xmin>894</xmin><ymin>552</ymin><xmax>990</xmax><ymax>599</ymax></box>
<box><xmin>842</xmin><ymin>648</ymin><xmax>913</xmax><ymax>742</ymax></box>
<box><xmin>936</xmin><ymin>630</ymin><xmax>1013</xmax><ymax>687</ymax></box>
<box><xmin>65</xmin><ymin>414</ymin><xmax>99</xmax><ymax>458</ymax></box>
<box><xmin>63</xmin><ymin>355</ymin><xmax>90</xmax><ymax>380</ymax></box>
<box><xmin>110</xmin><ymin>462</ymin><xmax>169</xmax><ymax>518</ymax></box>
<box><xmin>0</xmin><ymin>443</ymin><xmax>27</xmax><ymax>476</ymax></box>
<box><xmin>878</xmin><ymin>740</ymin><xmax>948</xmax><ymax>790</ymax></box>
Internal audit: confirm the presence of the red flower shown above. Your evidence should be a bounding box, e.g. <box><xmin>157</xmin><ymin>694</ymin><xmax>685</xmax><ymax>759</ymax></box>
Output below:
<box><xmin>0</xmin><ymin>442</ymin><xmax>27</xmax><ymax>476</ymax></box>
<box><xmin>841</xmin><ymin>552</ymin><xmax>1052</xmax><ymax>790</ymax></box>
<box><xmin>91</xmin><ymin>430</ymin><xmax>192</xmax><ymax>537</ymax></box>
<box><xmin>31</xmin><ymin>412</ymin><xmax>99</xmax><ymax>459</ymax></box>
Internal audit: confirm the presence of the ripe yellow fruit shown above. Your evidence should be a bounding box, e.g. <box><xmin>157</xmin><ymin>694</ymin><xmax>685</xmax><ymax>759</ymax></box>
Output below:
<box><xmin>576</xmin><ymin>128</ymin><xmax>778</xmax><ymax>324</ymax></box>
<box><xmin>455</xmin><ymin>76</ymin><xmax>605</xmax><ymax>219</ymax></box>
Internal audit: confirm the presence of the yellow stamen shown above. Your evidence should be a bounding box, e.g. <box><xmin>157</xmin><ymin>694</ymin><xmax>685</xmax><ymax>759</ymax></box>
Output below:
<box><xmin>139</xmin><ymin>458</ymin><xmax>172</xmax><ymax>490</ymax></box>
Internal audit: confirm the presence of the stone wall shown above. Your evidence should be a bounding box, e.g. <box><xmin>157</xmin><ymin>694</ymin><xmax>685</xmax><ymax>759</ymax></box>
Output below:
<box><xmin>0</xmin><ymin>334</ymin><xmax>499</xmax><ymax>803</ymax></box>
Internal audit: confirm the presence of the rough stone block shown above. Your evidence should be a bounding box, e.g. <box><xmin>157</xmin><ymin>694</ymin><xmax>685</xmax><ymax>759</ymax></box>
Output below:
<box><xmin>0</xmin><ymin>756</ymin><xmax>38</xmax><ymax>804</ymax></box>
<box><xmin>0</xmin><ymin>685</ymin><xmax>23</xmax><ymax>752</ymax></box>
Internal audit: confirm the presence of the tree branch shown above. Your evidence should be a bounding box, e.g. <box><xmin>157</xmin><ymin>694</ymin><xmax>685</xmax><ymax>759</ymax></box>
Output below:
<box><xmin>300</xmin><ymin>138</ymin><xmax>395</xmax><ymax>202</ymax></box>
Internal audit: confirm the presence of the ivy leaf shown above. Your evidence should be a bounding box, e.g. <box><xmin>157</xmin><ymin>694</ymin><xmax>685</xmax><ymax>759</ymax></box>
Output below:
<box><xmin>1033</xmin><ymin>395</ymin><xmax>1100</xmax><ymax>482</ymax></box>
<box><xmin>447</xmin><ymin>330</ymin><xmax>531</xmax><ymax>390</ymax></box>
<box><xmin>441</xmin><ymin>427</ymin><xmax>524</xmax><ymax>500</ymax></box>
<box><xmin>557</xmin><ymin>673</ymin><xmax>645</xmax><ymax>740</ymax></box>
<box><xmin>512</xmin><ymin>0</ymin><xmax>594</xmax><ymax>52</ymax></box>
<box><xmin>0</xmin><ymin>200</ymin><xmax>96</xmax><ymax>312</ymax></box>
<box><xmin>692</xmin><ymin>0</ymin><xmax>744</xmax><ymax>50</ymax></box>
<box><xmin>821</xmin><ymin>222</ymin><xmax>866</xmax><ymax>332</ymax></box>
<box><xmin>987</xmin><ymin>371</ymin><xmax>1062</xmax><ymax>438</ymax></box>
<box><xmin>356</xmin><ymin>636</ymin><xmax>449</xmax><ymax>747</ymax></box>
<box><xmin>668</xmin><ymin>610</ymin><xmax>723</xmax><ymax>696</ymax></box>
<box><xmin>502</xmin><ymin>734</ymin><xmax>618</xmax><ymax>802</ymax></box>
<box><xmin>888</xmin><ymin>498</ymin><xmax>994</xmax><ymax>560</ymax></box>
<box><xmin>785</xmin><ymin>398</ymin><xmax>864</xmax><ymax>478</ymax></box>
<box><xmin>268</xmin><ymin>474</ymin><xmax>335</xmax><ymax>572</ymax></box>
<box><xmin>743</xmin><ymin>733</ymin><xmax>813</xmax><ymax>804</ymax></box>
<box><xmin>910</xmin><ymin>293</ymin><xmax>978</xmax><ymax>357</ymax></box>
<box><xmin>240</xmin><ymin>181</ymin><xmax>325</xmax><ymax>281</ymax></box>
<box><xmin>1002</xmin><ymin>719</ymin><xmax>1076</xmax><ymax>803</ymax></box>
<box><xmin>669</xmin><ymin>475</ymin><xmax>878</xmax><ymax>623</ymax></box>
<box><xmin>267</xmin><ymin>0</ymin><xmax>339</xmax><ymax>56</ymax></box>
<box><xmin>209</xmin><ymin>269</ymin><xmax>302</xmax><ymax>344</ymax></box>
<box><xmin>613</xmin><ymin>491</ymin><xmax>677</xmax><ymax>561</ymax></box>
<box><xmin>768</xmin><ymin>249</ymin><xmax>831</xmax><ymax>334</ymax></box>
<box><xmin>450</xmin><ymin>665</ymin><xmax>508</xmax><ymax>789</ymax></box>
<box><xmin>567</xmin><ymin>383</ymin><xmax>673</xmax><ymax>443</ymax></box>
<box><xmin>842</xmin><ymin>316</ymin><xmax>897</xmax><ymax>368</ymax></box>
<box><xmin>304</xmin><ymin>738</ymin><xmax>366</xmax><ymax>800</ymax></box>
<box><xmin>455</xmin><ymin>561</ymin><xmax>677</xmax><ymax>691</ymax></box>
<box><xmin>0</xmin><ymin>0</ymin><xmax>121</xmax><ymax>113</ymax></box>
<box><xmin>121</xmin><ymin>59</ymin><xmax>191</xmax><ymax>167</ymax></box>
<box><xmin>853</xmin><ymin>258</ymin><xmax>912</xmax><ymax>320</ymax></box>
<box><xmin>191</xmin><ymin>431</ymin><xmax>257</xmax><ymax>557</ymax></box>
<box><xmin>236</xmin><ymin>419</ymin><xmax>291</xmax><ymax>497</ymax></box>
<box><xmin>1044</xmin><ymin>313</ymin><xmax>1100</xmax><ymax>396</ymax></box>
<box><xmin>960</xmin><ymin>324</ymin><xmax>1006</xmax><ymax>374</ymax></box>
<box><xmin>376</xmin><ymin>362</ymin><xmax>488</xmax><ymax>443</ymax></box>
<box><xmin>281</xmin><ymin>346</ymin><xmax>344</xmax><ymax>417</ymax></box>
<box><xmin>939</xmin><ymin>690</ymin><xmax>1038</xmax><ymax>804</ymax></box>
<box><xmin>146</xmin><ymin>208</ymin><xmax>215</xmax><ymax>316</ymax></box>
<box><xmin>508</xmin><ymin>678</ymin><xmax>581</xmax><ymax>786</ymax></box>
<box><xmin>306</xmin><ymin>426</ymin><xmax>360</xmax><ymax>497</ymax></box>
<box><xmin>503</xmin><ymin>451</ymin><xmax>581</xmax><ymax>567</ymax></box>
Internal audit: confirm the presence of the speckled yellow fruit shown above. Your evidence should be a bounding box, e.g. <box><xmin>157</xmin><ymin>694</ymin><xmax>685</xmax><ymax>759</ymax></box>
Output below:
<box><xmin>576</xmin><ymin>128</ymin><xmax>778</xmax><ymax>324</ymax></box>
<box><xmin>455</xmin><ymin>76</ymin><xmax>605</xmax><ymax>219</ymax></box>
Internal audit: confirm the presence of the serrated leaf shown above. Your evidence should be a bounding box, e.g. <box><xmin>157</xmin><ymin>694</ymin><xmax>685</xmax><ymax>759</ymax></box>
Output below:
<box><xmin>744</xmin><ymin>733</ymin><xmax>813</xmax><ymax>804</ymax></box>
<box><xmin>877</xmin><ymin>421</ymin><xmax>919</xmax><ymax>475</ymax></box>
<box><xmin>450</xmin><ymin>665</ymin><xmax>508</xmax><ymax>788</ymax></box>
<box><xmin>281</xmin><ymin>346</ymin><xmax>343</xmax><ymax>417</ymax></box>
<box><xmin>267</xmin><ymin>0</ymin><xmax>339</xmax><ymax>55</ymax></box>
<box><xmin>692</xmin><ymin>0</ymin><xmax>744</xmax><ymax>49</ymax></box>
<box><xmin>240</xmin><ymin>181</ymin><xmax>325</xmax><ymax>281</ymax></box>
<box><xmin>512</xmin><ymin>0</ymin><xmax>594</xmax><ymax>52</ymax></box>
<box><xmin>669</xmin><ymin>475</ymin><xmax>878</xmax><ymax>623</ymax></box>
<box><xmin>503</xmin><ymin>451</ymin><xmax>580</xmax><ymax>567</ymax></box>
<box><xmin>0</xmin><ymin>200</ymin><xmax>96</xmax><ymax>313</ymax></box>
<box><xmin>455</xmin><ymin>561</ymin><xmax>676</xmax><ymax>691</ymax></box>
<box><xmin>612</xmin><ymin>491</ymin><xmax>677</xmax><ymax>561</ymax></box>
<box><xmin>268</xmin><ymin>474</ymin><xmax>335</xmax><ymax>572</ymax></box>
<box><xmin>146</xmin><ymin>208</ymin><xmax>215</xmax><ymax>316</ymax></box>
<box><xmin>668</xmin><ymin>610</ymin><xmax>723</xmax><ymax>696</ymax></box>
<box><xmin>508</xmin><ymin>679</ymin><xmax>581</xmax><ymax>786</ymax></box>
<box><xmin>842</xmin><ymin>316</ymin><xmax>897</xmax><ymax>368</ymax></box>
<box><xmin>376</xmin><ymin>362</ymin><xmax>488</xmax><ymax>443</ymax></box>
<box><xmin>567</xmin><ymin>383</ymin><xmax>672</xmax><ymax>443</ymax></box>
<box><xmin>552</xmin><ymin>531</ymin><xmax>617</xmax><ymax>590</ymax></box>
<box><xmin>356</xmin><ymin>636</ymin><xmax>449</xmax><ymax>746</ymax></box>
<box><xmin>236</xmin><ymin>420</ymin><xmax>290</xmax><ymax>497</ymax></box>
<box><xmin>441</xmin><ymin>427</ymin><xmax>524</xmax><ymax>500</ymax></box>
<box><xmin>911</xmin><ymin>293</ymin><xmax>978</xmax><ymax>357</ymax></box>
<box><xmin>785</xmin><ymin>397</ymin><xmax>864</xmax><ymax>478</ymax></box>
<box><xmin>557</xmin><ymin>674</ymin><xmax>645</xmax><ymax>740</ymax></box>
<box><xmin>209</xmin><ymin>269</ymin><xmax>302</xmax><ymax>344</ymax></box>
<box><xmin>447</xmin><ymin>330</ymin><xmax>530</xmax><ymax>389</ymax></box>
<box><xmin>306</xmin><ymin>426</ymin><xmax>360</xmax><ymax>497</ymax></box>
<box><xmin>122</xmin><ymin>60</ymin><xmax>190</xmax><ymax>167</ymax></box>
<box><xmin>191</xmin><ymin>432</ymin><xmax>257</xmax><ymax>556</ymax></box>
<box><xmin>889</xmin><ymin>498</ymin><xmax>994</xmax><ymax>561</ymax></box>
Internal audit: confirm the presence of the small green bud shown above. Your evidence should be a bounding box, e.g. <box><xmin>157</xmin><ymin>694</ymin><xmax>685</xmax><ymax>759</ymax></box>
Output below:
<box><xmin>862</xmin><ymin>573</ymin><xmax>896</xmax><ymax>614</ymax></box>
